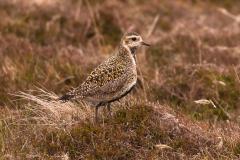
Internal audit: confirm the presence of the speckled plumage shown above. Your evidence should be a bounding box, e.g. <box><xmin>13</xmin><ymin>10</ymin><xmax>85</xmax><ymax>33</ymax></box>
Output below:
<box><xmin>59</xmin><ymin>32</ymin><xmax>150</xmax><ymax>122</ymax></box>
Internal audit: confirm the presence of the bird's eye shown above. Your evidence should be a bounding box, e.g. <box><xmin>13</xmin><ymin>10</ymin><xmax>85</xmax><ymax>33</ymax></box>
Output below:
<box><xmin>132</xmin><ymin>37</ymin><xmax>136</xmax><ymax>41</ymax></box>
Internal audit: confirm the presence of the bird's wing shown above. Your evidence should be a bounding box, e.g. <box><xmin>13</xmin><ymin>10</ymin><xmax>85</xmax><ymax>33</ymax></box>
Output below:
<box><xmin>69</xmin><ymin>63</ymin><xmax>128</xmax><ymax>100</ymax></box>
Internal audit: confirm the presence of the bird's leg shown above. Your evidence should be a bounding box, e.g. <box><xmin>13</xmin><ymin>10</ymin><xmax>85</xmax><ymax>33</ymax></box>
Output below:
<box><xmin>107</xmin><ymin>103</ymin><xmax>111</xmax><ymax>118</ymax></box>
<box><xmin>95</xmin><ymin>105</ymin><xmax>99</xmax><ymax>123</ymax></box>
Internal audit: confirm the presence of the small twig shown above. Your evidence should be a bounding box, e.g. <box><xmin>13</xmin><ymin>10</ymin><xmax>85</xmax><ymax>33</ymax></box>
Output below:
<box><xmin>82</xmin><ymin>19</ymin><xmax>91</xmax><ymax>42</ymax></box>
<box><xmin>212</xmin><ymin>98</ymin><xmax>232</xmax><ymax>120</ymax></box>
<box><xmin>218</xmin><ymin>8</ymin><xmax>240</xmax><ymax>23</ymax></box>
<box><xmin>74</xmin><ymin>0</ymin><xmax>82</xmax><ymax>21</ymax></box>
<box><xmin>55</xmin><ymin>76</ymin><xmax>75</xmax><ymax>85</ymax></box>
<box><xmin>155</xmin><ymin>144</ymin><xmax>172</xmax><ymax>149</ymax></box>
<box><xmin>194</xmin><ymin>99</ymin><xmax>216</xmax><ymax>108</ymax></box>
<box><xmin>198</xmin><ymin>37</ymin><xmax>202</xmax><ymax>66</ymax></box>
<box><xmin>85</xmin><ymin>0</ymin><xmax>104</xmax><ymax>46</ymax></box>
<box><xmin>232</xmin><ymin>64</ymin><xmax>240</xmax><ymax>83</ymax></box>
<box><xmin>147</xmin><ymin>14</ymin><xmax>160</xmax><ymax>38</ymax></box>
<box><xmin>136</xmin><ymin>57</ymin><xmax>147</xmax><ymax>100</ymax></box>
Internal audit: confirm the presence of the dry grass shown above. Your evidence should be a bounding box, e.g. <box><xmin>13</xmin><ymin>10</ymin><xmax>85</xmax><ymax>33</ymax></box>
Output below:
<box><xmin>1</xmin><ymin>0</ymin><xmax>240</xmax><ymax>159</ymax></box>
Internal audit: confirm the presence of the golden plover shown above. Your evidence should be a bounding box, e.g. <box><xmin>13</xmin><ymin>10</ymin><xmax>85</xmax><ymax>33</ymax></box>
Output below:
<box><xmin>58</xmin><ymin>32</ymin><xmax>150</xmax><ymax>122</ymax></box>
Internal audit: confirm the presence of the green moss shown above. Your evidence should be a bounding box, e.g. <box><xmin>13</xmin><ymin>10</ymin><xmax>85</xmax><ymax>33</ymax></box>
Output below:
<box><xmin>33</xmin><ymin>103</ymin><xmax>158</xmax><ymax>158</ymax></box>
<box><xmin>151</xmin><ymin>64</ymin><xmax>240</xmax><ymax>122</ymax></box>
<box><xmin>30</xmin><ymin>103</ymin><xmax>210</xmax><ymax>158</ymax></box>
<box><xmin>234</xmin><ymin>141</ymin><xmax>240</xmax><ymax>156</ymax></box>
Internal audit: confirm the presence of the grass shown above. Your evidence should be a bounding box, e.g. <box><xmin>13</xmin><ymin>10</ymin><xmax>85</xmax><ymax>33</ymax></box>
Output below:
<box><xmin>1</xmin><ymin>0</ymin><xmax>240</xmax><ymax>159</ymax></box>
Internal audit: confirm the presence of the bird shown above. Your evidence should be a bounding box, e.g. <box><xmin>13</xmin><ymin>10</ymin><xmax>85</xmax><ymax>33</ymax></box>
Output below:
<box><xmin>58</xmin><ymin>32</ymin><xmax>150</xmax><ymax>123</ymax></box>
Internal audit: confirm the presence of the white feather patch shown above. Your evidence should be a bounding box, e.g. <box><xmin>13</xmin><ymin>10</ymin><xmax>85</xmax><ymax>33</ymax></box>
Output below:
<box><xmin>122</xmin><ymin>41</ymin><xmax>136</xmax><ymax>66</ymax></box>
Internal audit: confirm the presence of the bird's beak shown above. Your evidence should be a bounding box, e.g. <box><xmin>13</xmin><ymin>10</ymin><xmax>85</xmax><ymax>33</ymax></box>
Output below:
<box><xmin>141</xmin><ymin>41</ymin><xmax>151</xmax><ymax>46</ymax></box>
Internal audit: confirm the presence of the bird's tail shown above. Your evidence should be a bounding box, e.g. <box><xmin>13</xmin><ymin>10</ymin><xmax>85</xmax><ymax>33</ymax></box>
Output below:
<box><xmin>58</xmin><ymin>94</ymin><xmax>75</xmax><ymax>103</ymax></box>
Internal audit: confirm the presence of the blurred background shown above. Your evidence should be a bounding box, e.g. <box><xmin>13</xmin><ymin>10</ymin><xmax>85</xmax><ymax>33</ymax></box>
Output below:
<box><xmin>1</xmin><ymin>0</ymin><xmax>240</xmax><ymax>121</ymax></box>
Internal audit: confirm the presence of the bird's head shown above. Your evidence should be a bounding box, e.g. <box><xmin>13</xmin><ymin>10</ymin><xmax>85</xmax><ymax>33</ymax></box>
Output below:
<box><xmin>121</xmin><ymin>32</ymin><xmax>150</xmax><ymax>53</ymax></box>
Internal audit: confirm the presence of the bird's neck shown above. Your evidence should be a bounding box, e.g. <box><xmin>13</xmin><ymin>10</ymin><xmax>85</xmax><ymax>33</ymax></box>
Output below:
<box><xmin>120</xmin><ymin>44</ymin><xmax>138</xmax><ymax>56</ymax></box>
<box><xmin>129</xmin><ymin>46</ymin><xmax>137</xmax><ymax>63</ymax></box>
<box><xmin>119</xmin><ymin>45</ymin><xmax>137</xmax><ymax>65</ymax></box>
<box><xmin>130</xmin><ymin>46</ymin><xmax>138</xmax><ymax>55</ymax></box>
